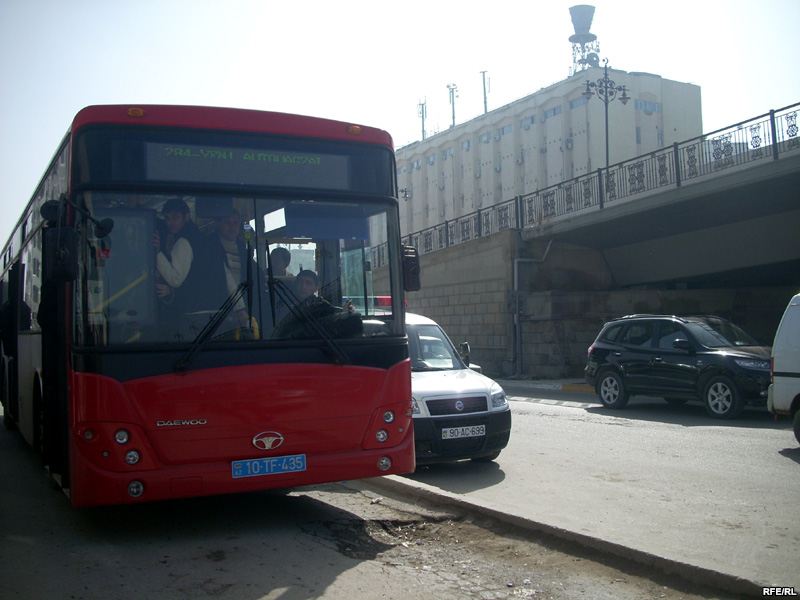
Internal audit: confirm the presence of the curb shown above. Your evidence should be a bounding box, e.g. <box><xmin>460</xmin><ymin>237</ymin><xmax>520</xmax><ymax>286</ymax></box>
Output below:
<box><xmin>358</xmin><ymin>475</ymin><xmax>763</xmax><ymax>598</ymax></box>
<box><xmin>497</xmin><ymin>379</ymin><xmax>595</xmax><ymax>395</ymax></box>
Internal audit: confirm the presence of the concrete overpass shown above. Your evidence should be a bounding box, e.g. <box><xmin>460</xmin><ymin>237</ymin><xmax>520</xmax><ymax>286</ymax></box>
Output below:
<box><xmin>401</xmin><ymin>103</ymin><xmax>800</xmax><ymax>376</ymax></box>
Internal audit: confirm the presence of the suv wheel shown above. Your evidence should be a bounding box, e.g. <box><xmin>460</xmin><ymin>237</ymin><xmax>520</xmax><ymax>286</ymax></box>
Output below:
<box><xmin>597</xmin><ymin>371</ymin><xmax>629</xmax><ymax>409</ymax></box>
<box><xmin>703</xmin><ymin>375</ymin><xmax>743</xmax><ymax>419</ymax></box>
<box><xmin>793</xmin><ymin>410</ymin><xmax>800</xmax><ymax>446</ymax></box>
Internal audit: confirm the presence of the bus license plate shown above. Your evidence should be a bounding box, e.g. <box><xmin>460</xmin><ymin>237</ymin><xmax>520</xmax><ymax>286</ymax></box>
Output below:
<box><xmin>231</xmin><ymin>454</ymin><xmax>307</xmax><ymax>479</ymax></box>
<box><xmin>441</xmin><ymin>425</ymin><xmax>486</xmax><ymax>440</ymax></box>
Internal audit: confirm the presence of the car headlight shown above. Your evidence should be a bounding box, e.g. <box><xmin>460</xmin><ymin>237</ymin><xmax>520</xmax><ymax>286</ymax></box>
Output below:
<box><xmin>411</xmin><ymin>397</ymin><xmax>421</xmax><ymax>415</ymax></box>
<box><xmin>490</xmin><ymin>383</ymin><xmax>507</xmax><ymax>409</ymax></box>
<box><xmin>734</xmin><ymin>358</ymin><xmax>770</xmax><ymax>371</ymax></box>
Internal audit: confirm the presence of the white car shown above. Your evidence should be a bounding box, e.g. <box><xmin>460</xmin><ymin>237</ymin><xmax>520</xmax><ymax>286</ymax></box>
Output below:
<box><xmin>407</xmin><ymin>313</ymin><xmax>511</xmax><ymax>464</ymax></box>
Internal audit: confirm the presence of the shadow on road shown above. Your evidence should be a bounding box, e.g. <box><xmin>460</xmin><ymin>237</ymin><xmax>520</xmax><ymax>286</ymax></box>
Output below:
<box><xmin>404</xmin><ymin>459</ymin><xmax>506</xmax><ymax>494</ymax></box>
<box><xmin>584</xmin><ymin>398</ymin><xmax>793</xmax><ymax>430</ymax></box>
<box><xmin>778</xmin><ymin>446</ymin><xmax>800</xmax><ymax>465</ymax></box>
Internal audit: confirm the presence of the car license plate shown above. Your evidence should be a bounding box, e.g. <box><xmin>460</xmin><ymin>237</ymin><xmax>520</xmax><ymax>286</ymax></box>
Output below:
<box><xmin>441</xmin><ymin>425</ymin><xmax>486</xmax><ymax>440</ymax></box>
<box><xmin>231</xmin><ymin>454</ymin><xmax>307</xmax><ymax>479</ymax></box>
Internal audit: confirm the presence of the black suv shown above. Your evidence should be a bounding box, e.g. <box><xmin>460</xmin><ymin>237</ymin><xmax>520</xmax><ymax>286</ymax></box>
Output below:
<box><xmin>585</xmin><ymin>315</ymin><xmax>771</xmax><ymax>419</ymax></box>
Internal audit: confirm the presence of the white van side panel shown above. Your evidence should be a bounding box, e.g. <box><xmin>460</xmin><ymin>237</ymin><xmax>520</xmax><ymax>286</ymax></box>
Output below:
<box><xmin>771</xmin><ymin>294</ymin><xmax>800</xmax><ymax>415</ymax></box>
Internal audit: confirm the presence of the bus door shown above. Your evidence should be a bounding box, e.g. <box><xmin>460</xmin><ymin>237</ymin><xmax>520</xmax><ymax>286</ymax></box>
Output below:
<box><xmin>39</xmin><ymin>227</ymin><xmax>70</xmax><ymax>482</ymax></box>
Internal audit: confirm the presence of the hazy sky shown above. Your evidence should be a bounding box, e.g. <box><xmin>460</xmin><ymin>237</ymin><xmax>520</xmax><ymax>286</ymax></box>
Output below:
<box><xmin>1</xmin><ymin>0</ymin><xmax>798</xmax><ymax>244</ymax></box>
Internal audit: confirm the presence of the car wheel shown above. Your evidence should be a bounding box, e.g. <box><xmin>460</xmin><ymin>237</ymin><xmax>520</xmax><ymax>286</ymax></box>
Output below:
<box><xmin>703</xmin><ymin>375</ymin><xmax>743</xmax><ymax>419</ymax></box>
<box><xmin>664</xmin><ymin>398</ymin><xmax>688</xmax><ymax>407</ymax></box>
<box><xmin>793</xmin><ymin>410</ymin><xmax>800</xmax><ymax>446</ymax></box>
<box><xmin>472</xmin><ymin>451</ymin><xmax>501</xmax><ymax>462</ymax></box>
<box><xmin>597</xmin><ymin>371</ymin><xmax>629</xmax><ymax>409</ymax></box>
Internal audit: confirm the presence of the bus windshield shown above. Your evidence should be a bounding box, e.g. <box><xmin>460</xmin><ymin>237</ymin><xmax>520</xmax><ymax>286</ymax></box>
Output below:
<box><xmin>75</xmin><ymin>192</ymin><xmax>398</xmax><ymax>346</ymax></box>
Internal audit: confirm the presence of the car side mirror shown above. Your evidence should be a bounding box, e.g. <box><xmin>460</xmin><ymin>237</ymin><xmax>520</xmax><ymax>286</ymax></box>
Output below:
<box><xmin>459</xmin><ymin>341</ymin><xmax>471</xmax><ymax>365</ymax></box>
<box><xmin>672</xmin><ymin>339</ymin><xmax>692</xmax><ymax>352</ymax></box>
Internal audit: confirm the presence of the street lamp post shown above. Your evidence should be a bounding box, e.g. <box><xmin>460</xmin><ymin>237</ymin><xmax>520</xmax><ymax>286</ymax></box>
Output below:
<box><xmin>583</xmin><ymin>58</ymin><xmax>630</xmax><ymax>208</ymax></box>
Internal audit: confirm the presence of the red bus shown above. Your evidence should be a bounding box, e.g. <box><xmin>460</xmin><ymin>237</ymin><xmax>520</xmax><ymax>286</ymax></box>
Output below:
<box><xmin>0</xmin><ymin>105</ymin><xmax>420</xmax><ymax>507</ymax></box>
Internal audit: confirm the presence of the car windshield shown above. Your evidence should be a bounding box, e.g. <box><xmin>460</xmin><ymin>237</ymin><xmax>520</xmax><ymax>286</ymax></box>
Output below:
<box><xmin>408</xmin><ymin>323</ymin><xmax>463</xmax><ymax>371</ymax></box>
<box><xmin>685</xmin><ymin>317</ymin><xmax>759</xmax><ymax>348</ymax></box>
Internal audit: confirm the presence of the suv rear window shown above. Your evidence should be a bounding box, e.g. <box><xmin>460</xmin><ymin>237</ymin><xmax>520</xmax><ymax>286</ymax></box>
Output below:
<box><xmin>600</xmin><ymin>323</ymin><xmax>624</xmax><ymax>342</ymax></box>
<box><xmin>620</xmin><ymin>322</ymin><xmax>654</xmax><ymax>347</ymax></box>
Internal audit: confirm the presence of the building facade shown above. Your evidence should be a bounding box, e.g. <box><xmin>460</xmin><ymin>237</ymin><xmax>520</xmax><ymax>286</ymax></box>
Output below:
<box><xmin>396</xmin><ymin>68</ymin><xmax>702</xmax><ymax>236</ymax></box>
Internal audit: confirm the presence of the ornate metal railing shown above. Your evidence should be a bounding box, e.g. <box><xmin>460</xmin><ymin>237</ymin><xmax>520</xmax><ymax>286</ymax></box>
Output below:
<box><xmin>393</xmin><ymin>101</ymin><xmax>799</xmax><ymax>261</ymax></box>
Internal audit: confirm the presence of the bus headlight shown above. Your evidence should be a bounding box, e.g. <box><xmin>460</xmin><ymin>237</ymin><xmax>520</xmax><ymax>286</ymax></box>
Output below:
<box><xmin>125</xmin><ymin>450</ymin><xmax>141</xmax><ymax>465</ymax></box>
<box><xmin>376</xmin><ymin>430</ymin><xmax>389</xmax><ymax>443</ymax></box>
<box><xmin>114</xmin><ymin>429</ymin><xmax>130</xmax><ymax>444</ymax></box>
<box><xmin>383</xmin><ymin>410</ymin><xmax>395</xmax><ymax>423</ymax></box>
<box><xmin>377</xmin><ymin>457</ymin><xmax>392</xmax><ymax>471</ymax></box>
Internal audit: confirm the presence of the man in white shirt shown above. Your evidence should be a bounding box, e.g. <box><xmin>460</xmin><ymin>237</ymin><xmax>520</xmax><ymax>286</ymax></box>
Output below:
<box><xmin>152</xmin><ymin>198</ymin><xmax>204</xmax><ymax>337</ymax></box>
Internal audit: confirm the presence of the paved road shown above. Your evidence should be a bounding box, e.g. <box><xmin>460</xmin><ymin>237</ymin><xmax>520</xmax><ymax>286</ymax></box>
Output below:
<box><xmin>397</xmin><ymin>383</ymin><xmax>800</xmax><ymax>591</ymax></box>
<box><xmin>1</xmin><ymin>409</ymin><xmax>731</xmax><ymax>600</ymax></box>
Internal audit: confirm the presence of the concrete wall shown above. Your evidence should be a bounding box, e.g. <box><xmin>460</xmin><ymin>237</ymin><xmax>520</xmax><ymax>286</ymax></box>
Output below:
<box><xmin>406</xmin><ymin>229</ymin><xmax>517</xmax><ymax>375</ymax></box>
<box><xmin>397</xmin><ymin>227</ymin><xmax>794</xmax><ymax>380</ymax></box>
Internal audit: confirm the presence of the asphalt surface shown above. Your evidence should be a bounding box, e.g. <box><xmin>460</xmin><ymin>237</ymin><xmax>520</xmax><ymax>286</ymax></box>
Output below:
<box><xmin>370</xmin><ymin>380</ymin><xmax>800</xmax><ymax>595</ymax></box>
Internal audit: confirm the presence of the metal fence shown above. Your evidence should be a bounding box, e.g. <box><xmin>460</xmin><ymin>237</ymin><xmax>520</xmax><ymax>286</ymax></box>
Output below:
<box><xmin>396</xmin><ymin>102</ymin><xmax>799</xmax><ymax>259</ymax></box>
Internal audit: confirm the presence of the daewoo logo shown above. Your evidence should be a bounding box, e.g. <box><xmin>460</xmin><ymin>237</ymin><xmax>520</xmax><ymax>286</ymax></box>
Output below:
<box><xmin>455</xmin><ymin>400</ymin><xmax>465</xmax><ymax>412</ymax></box>
<box><xmin>252</xmin><ymin>431</ymin><xmax>285</xmax><ymax>451</ymax></box>
<box><xmin>156</xmin><ymin>418</ymin><xmax>208</xmax><ymax>428</ymax></box>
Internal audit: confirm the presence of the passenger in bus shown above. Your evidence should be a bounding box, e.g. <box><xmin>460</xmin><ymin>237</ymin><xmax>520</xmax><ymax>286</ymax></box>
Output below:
<box><xmin>269</xmin><ymin>247</ymin><xmax>292</xmax><ymax>277</ymax></box>
<box><xmin>204</xmin><ymin>207</ymin><xmax>259</xmax><ymax>338</ymax></box>
<box><xmin>294</xmin><ymin>269</ymin><xmax>319</xmax><ymax>301</ymax></box>
<box><xmin>152</xmin><ymin>198</ymin><xmax>205</xmax><ymax>336</ymax></box>
<box><xmin>271</xmin><ymin>269</ymin><xmax>361</xmax><ymax>339</ymax></box>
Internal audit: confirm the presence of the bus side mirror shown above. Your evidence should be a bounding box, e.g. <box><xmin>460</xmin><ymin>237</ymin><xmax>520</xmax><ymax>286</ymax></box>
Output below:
<box><xmin>402</xmin><ymin>245</ymin><xmax>421</xmax><ymax>292</ymax></box>
<box><xmin>40</xmin><ymin>199</ymin><xmax>61</xmax><ymax>225</ymax></box>
<box><xmin>43</xmin><ymin>227</ymin><xmax>78</xmax><ymax>282</ymax></box>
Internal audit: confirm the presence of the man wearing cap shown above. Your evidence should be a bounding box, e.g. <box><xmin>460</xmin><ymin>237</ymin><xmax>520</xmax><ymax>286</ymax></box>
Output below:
<box><xmin>153</xmin><ymin>198</ymin><xmax>204</xmax><ymax>331</ymax></box>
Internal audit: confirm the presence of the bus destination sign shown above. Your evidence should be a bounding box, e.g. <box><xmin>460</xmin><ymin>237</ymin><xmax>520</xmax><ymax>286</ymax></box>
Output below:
<box><xmin>145</xmin><ymin>142</ymin><xmax>350</xmax><ymax>190</ymax></box>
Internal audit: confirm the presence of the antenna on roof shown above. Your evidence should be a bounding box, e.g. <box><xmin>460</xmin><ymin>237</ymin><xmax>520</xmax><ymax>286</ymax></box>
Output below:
<box><xmin>418</xmin><ymin>99</ymin><xmax>427</xmax><ymax>141</ymax></box>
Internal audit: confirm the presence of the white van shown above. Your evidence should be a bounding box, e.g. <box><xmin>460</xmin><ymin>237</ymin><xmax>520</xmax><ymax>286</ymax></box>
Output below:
<box><xmin>768</xmin><ymin>293</ymin><xmax>800</xmax><ymax>444</ymax></box>
<box><xmin>406</xmin><ymin>313</ymin><xmax>511</xmax><ymax>463</ymax></box>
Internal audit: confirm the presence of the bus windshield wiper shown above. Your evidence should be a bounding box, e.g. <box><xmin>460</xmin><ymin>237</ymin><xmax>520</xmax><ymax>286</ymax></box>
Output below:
<box><xmin>267</xmin><ymin>276</ymin><xmax>350</xmax><ymax>365</ymax></box>
<box><xmin>174</xmin><ymin>282</ymin><xmax>248</xmax><ymax>372</ymax></box>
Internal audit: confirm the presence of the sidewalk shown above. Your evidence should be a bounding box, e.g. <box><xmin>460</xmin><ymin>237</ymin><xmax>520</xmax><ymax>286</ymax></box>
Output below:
<box><xmin>360</xmin><ymin>474</ymin><xmax>762</xmax><ymax>597</ymax></box>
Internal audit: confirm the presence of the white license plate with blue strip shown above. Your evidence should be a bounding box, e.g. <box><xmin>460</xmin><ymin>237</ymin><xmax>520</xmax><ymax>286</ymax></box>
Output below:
<box><xmin>441</xmin><ymin>425</ymin><xmax>486</xmax><ymax>439</ymax></box>
<box><xmin>231</xmin><ymin>454</ymin><xmax>307</xmax><ymax>479</ymax></box>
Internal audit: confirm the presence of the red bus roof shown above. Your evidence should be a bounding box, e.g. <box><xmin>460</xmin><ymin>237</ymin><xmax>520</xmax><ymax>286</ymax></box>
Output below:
<box><xmin>71</xmin><ymin>105</ymin><xmax>394</xmax><ymax>148</ymax></box>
